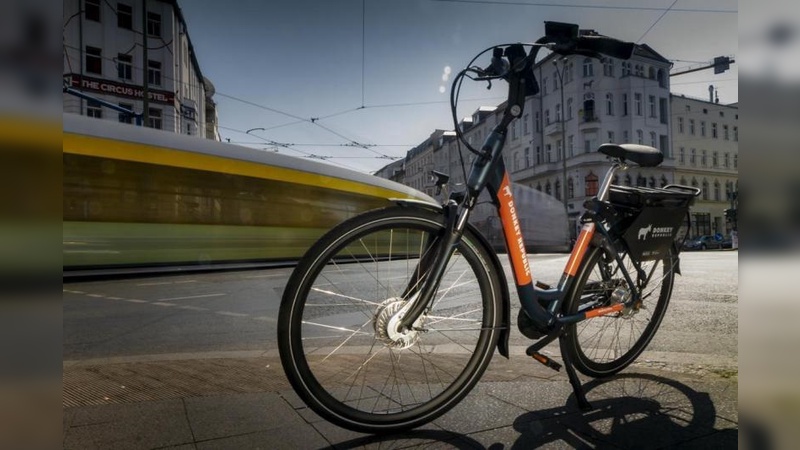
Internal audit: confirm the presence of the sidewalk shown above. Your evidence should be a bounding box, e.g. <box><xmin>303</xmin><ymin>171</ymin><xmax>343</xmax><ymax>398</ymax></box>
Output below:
<box><xmin>63</xmin><ymin>352</ymin><xmax>738</xmax><ymax>449</ymax></box>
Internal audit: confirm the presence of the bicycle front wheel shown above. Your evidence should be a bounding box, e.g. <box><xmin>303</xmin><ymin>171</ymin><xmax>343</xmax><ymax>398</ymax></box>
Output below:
<box><xmin>562</xmin><ymin>245</ymin><xmax>676</xmax><ymax>378</ymax></box>
<box><xmin>278</xmin><ymin>207</ymin><xmax>502</xmax><ymax>433</ymax></box>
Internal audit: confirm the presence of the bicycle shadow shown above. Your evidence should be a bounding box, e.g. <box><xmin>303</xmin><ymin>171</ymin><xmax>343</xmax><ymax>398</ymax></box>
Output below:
<box><xmin>323</xmin><ymin>372</ymin><xmax>736</xmax><ymax>449</ymax></box>
<box><xmin>506</xmin><ymin>372</ymin><xmax>736</xmax><ymax>449</ymax></box>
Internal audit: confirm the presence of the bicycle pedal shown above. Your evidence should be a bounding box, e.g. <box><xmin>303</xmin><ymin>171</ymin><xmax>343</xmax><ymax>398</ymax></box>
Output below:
<box><xmin>529</xmin><ymin>352</ymin><xmax>562</xmax><ymax>372</ymax></box>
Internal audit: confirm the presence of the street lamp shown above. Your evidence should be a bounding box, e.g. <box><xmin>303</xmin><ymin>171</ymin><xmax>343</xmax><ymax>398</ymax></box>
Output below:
<box><xmin>553</xmin><ymin>57</ymin><xmax>570</xmax><ymax>242</ymax></box>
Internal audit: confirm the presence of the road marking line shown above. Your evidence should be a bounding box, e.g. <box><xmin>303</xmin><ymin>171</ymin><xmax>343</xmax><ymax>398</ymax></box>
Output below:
<box><xmin>152</xmin><ymin>302</ymin><xmax>177</xmax><ymax>307</ymax></box>
<box><xmin>136</xmin><ymin>280</ymin><xmax>198</xmax><ymax>286</ymax></box>
<box><xmin>106</xmin><ymin>296</ymin><xmax>125</xmax><ymax>300</ymax></box>
<box><xmin>156</xmin><ymin>293</ymin><xmax>226</xmax><ymax>301</ymax></box>
<box><xmin>86</xmin><ymin>294</ymin><xmax>104</xmax><ymax>298</ymax></box>
<box><xmin>178</xmin><ymin>305</ymin><xmax>208</xmax><ymax>311</ymax></box>
<box><xmin>215</xmin><ymin>311</ymin><xmax>248</xmax><ymax>317</ymax></box>
<box><xmin>244</xmin><ymin>274</ymin><xmax>288</xmax><ymax>279</ymax></box>
<box><xmin>123</xmin><ymin>299</ymin><xmax>148</xmax><ymax>304</ymax></box>
<box><xmin>253</xmin><ymin>316</ymin><xmax>276</xmax><ymax>322</ymax></box>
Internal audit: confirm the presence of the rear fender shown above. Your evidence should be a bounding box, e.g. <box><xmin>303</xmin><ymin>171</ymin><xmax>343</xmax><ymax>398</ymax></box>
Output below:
<box><xmin>392</xmin><ymin>198</ymin><xmax>512</xmax><ymax>358</ymax></box>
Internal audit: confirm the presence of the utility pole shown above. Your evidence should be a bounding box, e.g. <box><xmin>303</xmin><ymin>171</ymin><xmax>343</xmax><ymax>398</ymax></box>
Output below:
<box><xmin>670</xmin><ymin>56</ymin><xmax>735</xmax><ymax>77</ymax></box>
<box><xmin>553</xmin><ymin>57</ymin><xmax>571</xmax><ymax>244</ymax></box>
<box><xmin>142</xmin><ymin>0</ymin><xmax>149</xmax><ymax>125</ymax></box>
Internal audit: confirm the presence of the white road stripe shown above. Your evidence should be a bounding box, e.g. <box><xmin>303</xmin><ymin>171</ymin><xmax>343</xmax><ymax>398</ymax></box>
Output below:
<box><xmin>152</xmin><ymin>302</ymin><xmax>177</xmax><ymax>307</ymax></box>
<box><xmin>123</xmin><ymin>299</ymin><xmax>148</xmax><ymax>304</ymax></box>
<box><xmin>136</xmin><ymin>280</ymin><xmax>197</xmax><ymax>286</ymax></box>
<box><xmin>215</xmin><ymin>311</ymin><xmax>248</xmax><ymax>317</ymax></box>
<box><xmin>156</xmin><ymin>293</ymin><xmax>226</xmax><ymax>301</ymax></box>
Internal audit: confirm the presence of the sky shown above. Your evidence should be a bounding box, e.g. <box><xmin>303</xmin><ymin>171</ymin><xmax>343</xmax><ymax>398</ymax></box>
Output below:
<box><xmin>179</xmin><ymin>0</ymin><xmax>738</xmax><ymax>174</ymax></box>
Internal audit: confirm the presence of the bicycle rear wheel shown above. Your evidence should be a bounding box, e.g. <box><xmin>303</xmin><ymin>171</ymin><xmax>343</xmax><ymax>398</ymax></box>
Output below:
<box><xmin>278</xmin><ymin>207</ymin><xmax>502</xmax><ymax>433</ymax></box>
<box><xmin>562</xmin><ymin>245</ymin><xmax>675</xmax><ymax>378</ymax></box>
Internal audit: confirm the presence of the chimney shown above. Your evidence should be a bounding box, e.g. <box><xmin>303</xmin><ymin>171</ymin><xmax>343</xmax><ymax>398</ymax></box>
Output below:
<box><xmin>708</xmin><ymin>85</ymin><xmax>714</xmax><ymax>103</ymax></box>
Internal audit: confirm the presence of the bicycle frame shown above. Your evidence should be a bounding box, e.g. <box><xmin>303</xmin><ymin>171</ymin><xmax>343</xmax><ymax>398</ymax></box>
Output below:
<box><xmin>398</xmin><ymin>123</ymin><xmax>638</xmax><ymax>337</ymax></box>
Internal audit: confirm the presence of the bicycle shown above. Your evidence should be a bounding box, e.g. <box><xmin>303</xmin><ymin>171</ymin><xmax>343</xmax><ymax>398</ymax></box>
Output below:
<box><xmin>278</xmin><ymin>22</ymin><xmax>699</xmax><ymax>433</ymax></box>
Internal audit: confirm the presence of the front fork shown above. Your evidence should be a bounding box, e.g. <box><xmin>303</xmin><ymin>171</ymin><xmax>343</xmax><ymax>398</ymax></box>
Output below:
<box><xmin>397</xmin><ymin>198</ymin><xmax>472</xmax><ymax>331</ymax></box>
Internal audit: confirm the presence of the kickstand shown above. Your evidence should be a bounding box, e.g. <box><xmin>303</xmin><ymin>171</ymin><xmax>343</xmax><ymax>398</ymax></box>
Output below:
<box><xmin>559</xmin><ymin>333</ymin><xmax>593</xmax><ymax>411</ymax></box>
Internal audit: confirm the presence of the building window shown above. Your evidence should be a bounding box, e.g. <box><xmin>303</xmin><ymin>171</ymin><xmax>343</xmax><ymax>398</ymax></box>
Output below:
<box><xmin>624</xmin><ymin>174</ymin><xmax>632</xmax><ymax>186</ymax></box>
<box><xmin>512</xmin><ymin>122</ymin><xmax>518</xmax><ymax>140</ymax></box>
<box><xmin>583</xmin><ymin>99</ymin><xmax>596</xmax><ymax>122</ymax></box>
<box><xmin>648</xmin><ymin>95</ymin><xmax>656</xmax><ymax>117</ymax></box>
<box><xmin>712</xmin><ymin>122</ymin><xmax>718</xmax><ymax>138</ymax></box>
<box><xmin>525</xmin><ymin>147</ymin><xmax>530</xmax><ymax>167</ymax></box>
<box><xmin>714</xmin><ymin>181</ymin><xmax>721</xmax><ymax>201</ymax></box>
<box><xmin>555</xmin><ymin>104</ymin><xmax>561</xmax><ymax>122</ymax></box>
<box><xmin>713</xmin><ymin>151</ymin><xmax>719</xmax><ymax>167</ymax></box>
<box><xmin>85</xmin><ymin>46</ymin><xmax>102</xmax><ymax>74</ymax></box>
<box><xmin>723</xmin><ymin>124</ymin><xmax>730</xmax><ymax>140</ymax></box>
<box><xmin>148</xmin><ymin>108</ymin><xmax>162</xmax><ymax>129</ymax></box>
<box><xmin>734</xmin><ymin>126</ymin><xmax>738</xmax><ymax>141</ymax></box>
<box><xmin>117</xmin><ymin>53</ymin><xmax>132</xmax><ymax>80</ymax></box>
<box><xmin>552</xmin><ymin>71</ymin><xmax>558</xmax><ymax>91</ymax></box>
<box><xmin>678</xmin><ymin>117</ymin><xmax>684</xmax><ymax>133</ymax></box>
<box><xmin>555</xmin><ymin>180</ymin><xmax>561</xmax><ymax>201</ymax></box>
<box><xmin>545</xmin><ymin>109</ymin><xmax>550</xmax><ymax>125</ymax></box>
<box><xmin>659</xmin><ymin>98</ymin><xmax>668</xmax><ymax>124</ymax></box>
<box><xmin>86</xmin><ymin>100</ymin><xmax>102</xmax><ymax>119</ymax></box>
<box><xmin>536</xmin><ymin>183</ymin><xmax>542</xmax><ymax>192</ymax></box>
<box><xmin>147</xmin><ymin>60</ymin><xmax>162</xmax><ymax>86</ymax></box>
<box><xmin>535</xmin><ymin>112</ymin><xmax>541</xmax><ymax>132</ymax></box>
<box><xmin>545</xmin><ymin>182</ymin><xmax>551</xmax><ymax>195</ymax></box>
<box><xmin>523</xmin><ymin>114</ymin><xmax>529</xmax><ymax>134</ymax></box>
<box><xmin>636</xmin><ymin>129</ymin><xmax>643</xmax><ymax>145</ymax></box>
<box><xmin>583</xmin><ymin>58</ymin><xmax>594</xmax><ymax>77</ymax></box>
<box><xmin>85</xmin><ymin>0</ymin><xmax>101</xmax><ymax>22</ymax></box>
<box><xmin>623</xmin><ymin>130</ymin><xmax>629</xmax><ymax>143</ymax></box>
<box><xmin>702</xmin><ymin>180</ymin><xmax>709</xmax><ymax>201</ymax></box>
<box><xmin>689</xmin><ymin>119</ymin><xmax>695</xmax><ymax>135</ymax></box>
<box><xmin>117</xmin><ymin>3</ymin><xmax>133</xmax><ymax>29</ymax></box>
<box><xmin>679</xmin><ymin>147</ymin><xmax>685</xmax><ymax>164</ymax></box>
<box><xmin>147</xmin><ymin>12</ymin><xmax>162</xmax><ymax>37</ymax></box>
<box><xmin>690</xmin><ymin>148</ymin><xmax>696</xmax><ymax>166</ymax></box>
<box><xmin>635</xmin><ymin>64</ymin><xmax>644</xmax><ymax>77</ymax></box>
<box><xmin>701</xmin><ymin>121</ymin><xmax>706</xmax><ymax>137</ymax></box>
<box><xmin>622</xmin><ymin>93</ymin><xmax>628</xmax><ymax>116</ymax></box>
<box><xmin>661</xmin><ymin>176</ymin><xmax>668</xmax><ymax>187</ymax></box>
<box><xmin>546</xmin><ymin>144</ymin><xmax>552</xmax><ymax>163</ymax></box>
<box><xmin>543</xmin><ymin>77</ymin><xmax>548</xmax><ymax>95</ymax></box>
<box><xmin>621</xmin><ymin>61</ymin><xmax>631</xmax><ymax>76</ymax></box>
<box><xmin>701</xmin><ymin>150</ymin><xmax>707</xmax><ymax>166</ymax></box>
<box><xmin>650</xmin><ymin>131</ymin><xmax>656</xmax><ymax>147</ymax></box>
<box><xmin>565</xmin><ymin>61</ymin><xmax>574</xmax><ymax>83</ymax></box>
<box><xmin>584</xmin><ymin>139</ymin><xmax>591</xmax><ymax>154</ymax></box>
<box><xmin>585</xmin><ymin>173</ymin><xmax>599</xmax><ymax>197</ymax></box>
<box><xmin>568</xmin><ymin>135</ymin><xmax>574</xmax><ymax>157</ymax></box>
<box><xmin>605</xmin><ymin>93</ymin><xmax>614</xmax><ymax>116</ymax></box>
<box><xmin>637</xmin><ymin>175</ymin><xmax>647</xmax><ymax>187</ymax></box>
<box><xmin>634</xmin><ymin>93</ymin><xmax>642</xmax><ymax>116</ymax></box>
<box><xmin>118</xmin><ymin>103</ymin><xmax>133</xmax><ymax>123</ymax></box>
<box><xmin>607</xmin><ymin>131</ymin><xmax>615</xmax><ymax>143</ymax></box>
<box><xmin>568</xmin><ymin>177</ymin><xmax>575</xmax><ymax>199</ymax></box>
<box><xmin>535</xmin><ymin>146</ymin><xmax>542</xmax><ymax>165</ymax></box>
<box><xmin>648</xmin><ymin>66</ymin><xmax>656</xmax><ymax>79</ymax></box>
<box><xmin>603</xmin><ymin>58</ymin><xmax>614</xmax><ymax>77</ymax></box>
<box><xmin>657</xmin><ymin>69</ymin><xmax>667</xmax><ymax>88</ymax></box>
<box><xmin>567</xmin><ymin>98</ymin><xmax>574</xmax><ymax>120</ymax></box>
<box><xmin>734</xmin><ymin>154</ymin><xmax>738</xmax><ymax>168</ymax></box>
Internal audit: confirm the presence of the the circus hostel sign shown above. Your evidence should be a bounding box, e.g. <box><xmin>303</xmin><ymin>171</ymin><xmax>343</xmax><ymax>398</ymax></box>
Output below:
<box><xmin>64</xmin><ymin>74</ymin><xmax>175</xmax><ymax>105</ymax></box>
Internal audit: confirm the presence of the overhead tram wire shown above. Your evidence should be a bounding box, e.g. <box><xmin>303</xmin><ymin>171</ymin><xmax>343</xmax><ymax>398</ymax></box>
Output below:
<box><xmin>430</xmin><ymin>0</ymin><xmax>736</xmax><ymax>13</ymax></box>
<box><xmin>636</xmin><ymin>0</ymin><xmax>679</xmax><ymax>43</ymax></box>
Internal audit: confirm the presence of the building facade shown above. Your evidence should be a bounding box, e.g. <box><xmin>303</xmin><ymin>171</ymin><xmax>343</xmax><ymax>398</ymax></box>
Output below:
<box><xmin>63</xmin><ymin>0</ymin><xmax>219</xmax><ymax>139</ymax></box>
<box><xmin>377</xmin><ymin>28</ymin><xmax>737</xmax><ymax>243</ymax></box>
<box><xmin>671</xmin><ymin>94</ymin><xmax>738</xmax><ymax>237</ymax></box>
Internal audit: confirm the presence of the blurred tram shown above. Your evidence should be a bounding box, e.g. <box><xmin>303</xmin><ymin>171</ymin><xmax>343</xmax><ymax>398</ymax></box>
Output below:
<box><xmin>63</xmin><ymin>114</ymin><xmax>434</xmax><ymax>274</ymax></box>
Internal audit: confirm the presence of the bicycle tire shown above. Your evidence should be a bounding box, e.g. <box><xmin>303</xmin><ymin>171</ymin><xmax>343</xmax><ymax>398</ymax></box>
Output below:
<box><xmin>561</xmin><ymin>245</ymin><xmax>675</xmax><ymax>378</ymax></box>
<box><xmin>278</xmin><ymin>206</ymin><xmax>502</xmax><ymax>433</ymax></box>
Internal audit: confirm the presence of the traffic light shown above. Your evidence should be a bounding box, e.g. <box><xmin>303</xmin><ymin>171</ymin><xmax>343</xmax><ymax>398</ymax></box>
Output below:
<box><xmin>714</xmin><ymin>56</ymin><xmax>731</xmax><ymax>74</ymax></box>
<box><xmin>724</xmin><ymin>208</ymin><xmax>737</xmax><ymax>224</ymax></box>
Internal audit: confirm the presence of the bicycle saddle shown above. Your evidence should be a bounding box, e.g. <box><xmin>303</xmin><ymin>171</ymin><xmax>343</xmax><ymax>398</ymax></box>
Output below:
<box><xmin>598</xmin><ymin>143</ymin><xmax>663</xmax><ymax>167</ymax></box>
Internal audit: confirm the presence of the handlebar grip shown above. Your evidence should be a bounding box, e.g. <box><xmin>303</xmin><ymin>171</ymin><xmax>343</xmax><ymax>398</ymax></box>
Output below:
<box><xmin>576</xmin><ymin>35</ymin><xmax>635</xmax><ymax>60</ymax></box>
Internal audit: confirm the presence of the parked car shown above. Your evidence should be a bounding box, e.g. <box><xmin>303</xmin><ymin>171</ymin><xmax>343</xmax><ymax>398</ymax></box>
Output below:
<box><xmin>684</xmin><ymin>235</ymin><xmax>724</xmax><ymax>250</ymax></box>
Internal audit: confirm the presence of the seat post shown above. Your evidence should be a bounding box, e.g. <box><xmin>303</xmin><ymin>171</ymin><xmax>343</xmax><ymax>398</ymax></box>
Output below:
<box><xmin>597</xmin><ymin>160</ymin><xmax>626</xmax><ymax>202</ymax></box>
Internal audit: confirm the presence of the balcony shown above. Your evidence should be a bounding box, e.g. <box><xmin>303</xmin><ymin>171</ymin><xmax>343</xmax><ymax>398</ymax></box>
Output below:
<box><xmin>544</xmin><ymin>122</ymin><xmax>563</xmax><ymax>136</ymax></box>
<box><xmin>578</xmin><ymin>115</ymin><xmax>601</xmax><ymax>132</ymax></box>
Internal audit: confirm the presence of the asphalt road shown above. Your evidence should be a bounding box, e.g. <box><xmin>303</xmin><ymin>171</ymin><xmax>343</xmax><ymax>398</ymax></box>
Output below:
<box><xmin>63</xmin><ymin>251</ymin><xmax>738</xmax><ymax>372</ymax></box>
